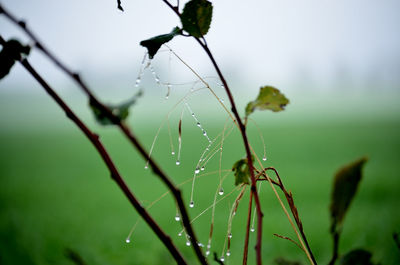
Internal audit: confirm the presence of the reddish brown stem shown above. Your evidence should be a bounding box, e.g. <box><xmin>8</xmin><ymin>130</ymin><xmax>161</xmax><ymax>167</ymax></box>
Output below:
<box><xmin>18</xmin><ymin>57</ymin><xmax>188</xmax><ymax>265</ymax></box>
<box><xmin>195</xmin><ymin>38</ymin><xmax>264</xmax><ymax>265</ymax></box>
<box><xmin>264</xmin><ymin>167</ymin><xmax>317</xmax><ymax>265</ymax></box>
<box><xmin>159</xmin><ymin>2</ymin><xmax>265</xmax><ymax>263</ymax></box>
<box><xmin>0</xmin><ymin>5</ymin><xmax>207</xmax><ymax>264</ymax></box>
<box><xmin>242</xmin><ymin>188</ymin><xmax>253</xmax><ymax>265</ymax></box>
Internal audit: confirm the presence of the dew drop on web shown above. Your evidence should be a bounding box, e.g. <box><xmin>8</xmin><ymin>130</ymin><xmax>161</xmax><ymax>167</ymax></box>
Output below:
<box><xmin>175</xmin><ymin>214</ymin><xmax>180</xmax><ymax>222</ymax></box>
<box><xmin>218</xmin><ymin>188</ymin><xmax>224</xmax><ymax>195</ymax></box>
<box><xmin>262</xmin><ymin>156</ymin><xmax>267</xmax><ymax>161</ymax></box>
<box><xmin>176</xmin><ymin>160</ymin><xmax>180</xmax><ymax>165</ymax></box>
<box><xmin>125</xmin><ymin>239</ymin><xmax>130</xmax><ymax>243</ymax></box>
<box><xmin>189</xmin><ymin>201</ymin><xmax>194</xmax><ymax>208</ymax></box>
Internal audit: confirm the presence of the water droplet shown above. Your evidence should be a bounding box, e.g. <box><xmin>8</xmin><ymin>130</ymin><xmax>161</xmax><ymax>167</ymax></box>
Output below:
<box><xmin>218</xmin><ymin>188</ymin><xmax>224</xmax><ymax>195</ymax></box>
<box><xmin>206</xmin><ymin>250</ymin><xmax>210</xmax><ymax>256</ymax></box>
<box><xmin>206</xmin><ymin>147</ymin><xmax>209</xmax><ymax>151</ymax></box>
<box><xmin>155</xmin><ymin>77</ymin><xmax>160</xmax><ymax>82</ymax></box>
<box><xmin>176</xmin><ymin>160</ymin><xmax>180</xmax><ymax>165</ymax></box>
<box><xmin>262</xmin><ymin>156</ymin><xmax>267</xmax><ymax>161</ymax></box>
<box><xmin>197</xmin><ymin>242</ymin><xmax>204</xmax><ymax>247</ymax></box>
<box><xmin>220</xmin><ymin>98</ymin><xmax>224</xmax><ymax>103</ymax></box>
<box><xmin>175</xmin><ymin>214</ymin><xmax>180</xmax><ymax>221</ymax></box>
<box><xmin>226</xmin><ymin>250</ymin><xmax>231</xmax><ymax>256</ymax></box>
<box><xmin>135</xmin><ymin>78</ymin><xmax>141</xmax><ymax>84</ymax></box>
<box><xmin>189</xmin><ymin>201</ymin><xmax>194</xmax><ymax>208</ymax></box>
<box><xmin>233</xmin><ymin>211</ymin><xmax>236</xmax><ymax>216</ymax></box>
<box><xmin>228</xmin><ymin>232</ymin><xmax>232</xmax><ymax>239</ymax></box>
<box><xmin>220</xmin><ymin>256</ymin><xmax>225</xmax><ymax>262</ymax></box>
<box><xmin>178</xmin><ymin>232</ymin><xmax>182</xmax><ymax>237</ymax></box>
<box><xmin>171</xmin><ymin>151</ymin><xmax>175</xmax><ymax>155</ymax></box>
<box><xmin>144</xmin><ymin>165</ymin><xmax>148</xmax><ymax>169</ymax></box>
<box><xmin>250</xmin><ymin>227</ymin><xmax>255</xmax><ymax>232</ymax></box>
<box><xmin>165</xmin><ymin>95</ymin><xmax>169</xmax><ymax>100</ymax></box>
<box><xmin>195</xmin><ymin>167</ymin><xmax>200</xmax><ymax>174</ymax></box>
<box><xmin>203</xmin><ymin>131</ymin><xmax>207</xmax><ymax>136</ymax></box>
<box><xmin>186</xmin><ymin>241</ymin><xmax>191</xmax><ymax>246</ymax></box>
<box><xmin>196</xmin><ymin>122</ymin><xmax>201</xmax><ymax>127</ymax></box>
<box><xmin>191</xmin><ymin>113</ymin><xmax>195</xmax><ymax>117</ymax></box>
<box><xmin>201</xmin><ymin>166</ymin><xmax>205</xmax><ymax>171</ymax></box>
<box><xmin>125</xmin><ymin>239</ymin><xmax>130</xmax><ymax>243</ymax></box>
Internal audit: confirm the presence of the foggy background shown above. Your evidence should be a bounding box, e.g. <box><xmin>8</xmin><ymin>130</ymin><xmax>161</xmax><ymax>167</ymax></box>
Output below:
<box><xmin>1</xmin><ymin>0</ymin><xmax>399</xmax><ymax>97</ymax></box>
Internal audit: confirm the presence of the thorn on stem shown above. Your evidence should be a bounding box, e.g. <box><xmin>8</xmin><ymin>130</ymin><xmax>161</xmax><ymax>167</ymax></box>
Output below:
<box><xmin>18</xmin><ymin>20</ymin><xmax>26</xmax><ymax>28</ymax></box>
<box><xmin>73</xmin><ymin>73</ymin><xmax>80</xmax><ymax>81</ymax></box>
<box><xmin>117</xmin><ymin>0</ymin><xmax>124</xmax><ymax>11</ymax></box>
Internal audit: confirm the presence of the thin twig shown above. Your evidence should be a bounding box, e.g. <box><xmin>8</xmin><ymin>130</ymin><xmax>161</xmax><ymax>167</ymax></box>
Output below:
<box><xmin>16</xmin><ymin>56</ymin><xmax>187</xmax><ymax>265</ymax></box>
<box><xmin>160</xmin><ymin>2</ymin><xmax>265</xmax><ymax>263</ymax></box>
<box><xmin>0</xmin><ymin>5</ymin><xmax>207</xmax><ymax>264</ymax></box>
<box><xmin>242</xmin><ymin>188</ymin><xmax>253</xmax><ymax>265</ymax></box>
<box><xmin>265</xmin><ymin>167</ymin><xmax>317</xmax><ymax>265</ymax></box>
<box><xmin>273</xmin><ymin>234</ymin><xmax>304</xmax><ymax>251</ymax></box>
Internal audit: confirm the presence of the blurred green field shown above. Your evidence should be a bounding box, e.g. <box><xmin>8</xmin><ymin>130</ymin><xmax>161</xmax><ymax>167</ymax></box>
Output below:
<box><xmin>0</xmin><ymin>92</ymin><xmax>400</xmax><ymax>265</ymax></box>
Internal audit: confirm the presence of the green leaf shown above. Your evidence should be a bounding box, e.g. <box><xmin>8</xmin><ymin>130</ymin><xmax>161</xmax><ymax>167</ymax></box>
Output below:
<box><xmin>232</xmin><ymin>156</ymin><xmax>253</xmax><ymax>186</ymax></box>
<box><xmin>0</xmin><ymin>39</ymin><xmax>30</xmax><ymax>80</ymax></box>
<box><xmin>330</xmin><ymin>157</ymin><xmax>367</xmax><ymax>229</ymax></box>
<box><xmin>140</xmin><ymin>27</ymin><xmax>181</xmax><ymax>59</ymax></box>
<box><xmin>89</xmin><ymin>90</ymin><xmax>142</xmax><ymax>126</ymax></box>
<box><xmin>245</xmin><ymin>86</ymin><xmax>289</xmax><ymax>116</ymax></box>
<box><xmin>339</xmin><ymin>249</ymin><xmax>375</xmax><ymax>265</ymax></box>
<box><xmin>181</xmin><ymin>0</ymin><xmax>213</xmax><ymax>38</ymax></box>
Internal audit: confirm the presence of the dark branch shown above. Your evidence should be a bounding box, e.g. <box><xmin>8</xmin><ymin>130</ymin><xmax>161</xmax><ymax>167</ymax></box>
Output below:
<box><xmin>0</xmin><ymin>5</ymin><xmax>207</xmax><ymax>264</ymax></box>
<box><xmin>117</xmin><ymin>0</ymin><xmax>124</xmax><ymax>11</ymax></box>
<box><xmin>16</xmin><ymin>56</ymin><xmax>187</xmax><ymax>264</ymax></box>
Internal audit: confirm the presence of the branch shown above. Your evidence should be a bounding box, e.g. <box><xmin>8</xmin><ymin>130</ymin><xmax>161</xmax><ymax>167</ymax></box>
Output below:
<box><xmin>16</xmin><ymin>56</ymin><xmax>187</xmax><ymax>264</ymax></box>
<box><xmin>0</xmin><ymin>5</ymin><xmax>207</xmax><ymax>264</ymax></box>
<box><xmin>160</xmin><ymin>2</ymin><xmax>264</xmax><ymax>264</ymax></box>
<box><xmin>242</xmin><ymin>188</ymin><xmax>253</xmax><ymax>265</ymax></box>
<box><xmin>264</xmin><ymin>167</ymin><xmax>317</xmax><ymax>265</ymax></box>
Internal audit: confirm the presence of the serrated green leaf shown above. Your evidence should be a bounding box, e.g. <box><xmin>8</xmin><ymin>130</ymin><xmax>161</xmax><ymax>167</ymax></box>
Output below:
<box><xmin>245</xmin><ymin>86</ymin><xmax>289</xmax><ymax>116</ymax></box>
<box><xmin>232</xmin><ymin>156</ymin><xmax>253</xmax><ymax>186</ymax></box>
<box><xmin>181</xmin><ymin>0</ymin><xmax>213</xmax><ymax>38</ymax></box>
<box><xmin>339</xmin><ymin>249</ymin><xmax>375</xmax><ymax>265</ymax></box>
<box><xmin>89</xmin><ymin>90</ymin><xmax>142</xmax><ymax>126</ymax></box>
<box><xmin>330</xmin><ymin>157</ymin><xmax>367</xmax><ymax>229</ymax></box>
<box><xmin>0</xmin><ymin>39</ymin><xmax>30</xmax><ymax>80</ymax></box>
<box><xmin>140</xmin><ymin>27</ymin><xmax>181</xmax><ymax>59</ymax></box>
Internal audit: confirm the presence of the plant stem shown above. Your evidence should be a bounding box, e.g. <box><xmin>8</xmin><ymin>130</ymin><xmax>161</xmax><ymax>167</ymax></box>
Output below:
<box><xmin>242</xmin><ymin>188</ymin><xmax>253</xmax><ymax>265</ymax></box>
<box><xmin>0</xmin><ymin>5</ymin><xmax>207</xmax><ymax>264</ymax></box>
<box><xmin>160</xmin><ymin>1</ymin><xmax>265</xmax><ymax>262</ymax></box>
<box><xmin>195</xmin><ymin>39</ymin><xmax>264</xmax><ymax>265</ymax></box>
<box><xmin>264</xmin><ymin>167</ymin><xmax>317</xmax><ymax>265</ymax></box>
<box><xmin>328</xmin><ymin>229</ymin><xmax>339</xmax><ymax>265</ymax></box>
<box><xmin>17</xmin><ymin>57</ymin><xmax>188</xmax><ymax>265</ymax></box>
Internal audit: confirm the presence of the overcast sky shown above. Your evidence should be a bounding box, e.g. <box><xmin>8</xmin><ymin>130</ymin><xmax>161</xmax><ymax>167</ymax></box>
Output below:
<box><xmin>1</xmin><ymin>0</ymin><xmax>400</xmax><ymax>94</ymax></box>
